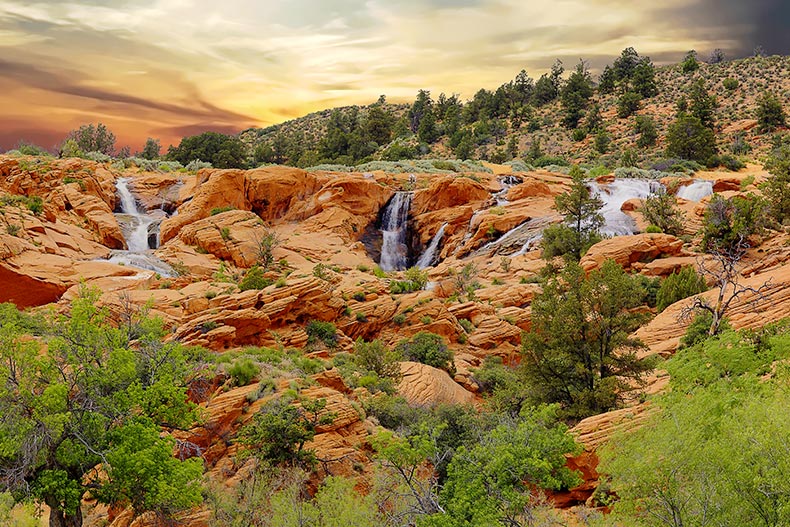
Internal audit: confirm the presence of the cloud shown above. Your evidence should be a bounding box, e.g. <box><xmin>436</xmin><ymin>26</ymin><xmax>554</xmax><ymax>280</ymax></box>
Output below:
<box><xmin>0</xmin><ymin>0</ymin><xmax>785</xmax><ymax>149</ymax></box>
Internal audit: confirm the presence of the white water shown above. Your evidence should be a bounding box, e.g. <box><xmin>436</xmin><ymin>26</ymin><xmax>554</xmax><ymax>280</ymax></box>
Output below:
<box><xmin>589</xmin><ymin>179</ymin><xmax>664</xmax><ymax>237</ymax></box>
<box><xmin>494</xmin><ymin>175</ymin><xmax>522</xmax><ymax>205</ymax></box>
<box><xmin>107</xmin><ymin>178</ymin><xmax>175</xmax><ymax>276</ymax></box>
<box><xmin>379</xmin><ymin>192</ymin><xmax>413</xmax><ymax>271</ymax></box>
<box><xmin>416</xmin><ymin>222</ymin><xmax>448</xmax><ymax>268</ymax></box>
<box><xmin>473</xmin><ymin>216</ymin><xmax>556</xmax><ymax>257</ymax></box>
<box><xmin>676</xmin><ymin>180</ymin><xmax>714</xmax><ymax>201</ymax></box>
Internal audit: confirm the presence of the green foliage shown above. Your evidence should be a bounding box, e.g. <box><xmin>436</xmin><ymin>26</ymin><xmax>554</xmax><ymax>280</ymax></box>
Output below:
<box><xmin>305</xmin><ymin>320</ymin><xmax>338</xmax><ymax>348</ymax></box>
<box><xmin>228</xmin><ymin>358</ymin><xmax>259</xmax><ymax>386</ymax></box>
<box><xmin>97</xmin><ymin>421</ymin><xmax>203</xmax><ymax>515</ymax></box>
<box><xmin>756</xmin><ymin>91</ymin><xmax>786</xmax><ymax>132</ymax></box>
<box><xmin>601</xmin><ymin>325</ymin><xmax>790</xmax><ymax>527</ymax></box>
<box><xmin>140</xmin><ymin>137</ymin><xmax>161</xmax><ymax>160</ymax></box>
<box><xmin>722</xmin><ymin>77</ymin><xmax>739</xmax><ymax>90</ymax></box>
<box><xmin>239</xmin><ymin>396</ymin><xmax>334</xmax><ymax>467</ymax></box>
<box><xmin>656</xmin><ymin>266</ymin><xmax>707</xmax><ymax>312</ymax></box>
<box><xmin>680</xmin><ymin>50</ymin><xmax>699</xmax><ymax>73</ymax></box>
<box><xmin>423</xmin><ymin>405</ymin><xmax>581</xmax><ymax>527</ymax></box>
<box><xmin>705</xmin><ymin>153</ymin><xmax>745</xmax><ymax>171</ymax></box>
<box><xmin>59</xmin><ymin>139</ymin><xmax>85</xmax><ymax>159</ymax></box>
<box><xmin>64</xmin><ymin>122</ymin><xmax>116</xmax><ymax>155</ymax></box>
<box><xmin>541</xmin><ymin>165</ymin><xmax>603</xmax><ymax>262</ymax></box>
<box><xmin>522</xmin><ymin>260</ymin><xmax>654</xmax><ymax>418</ymax></box>
<box><xmin>764</xmin><ymin>145</ymin><xmax>790</xmax><ymax>224</ymax></box>
<box><xmin>0</xmin><ymin>290</ymin><xmax>202</xmax><ymax>523</ymax></box>
<box><xmin>238</xmin><ymin>265</ymin><xmax>272</xmax><ymax>291</ymax></box>
<box><xmin>389</xmin><ymin>266</ymin><xmax>428</xmax><ymax>294</ymax></box>
<box><xmin>395</xmin><ymin>332</ymin><xmax>454</xmax><ymax>374</ymax></box>
<box><xmin>617</xmin><ymin>91</ymin><xmax>642</xmax><ymax>118</ymax></box>
<box><xmin>665</xmin><ymin>114</ymin><xmax>716</xmax><ymax>161</ymax></box>
<box><xmin>210</xmin><ymin>206</ymin><xmax>235</xmax><ymax>216</ymax></box>
<box><xmin>634</xmin><ymin>115</ymin><xmax>658</xmax><ymax>148</ymax></box>
<box><xmin>640</xmin><ymin>188</ymin><xmax>684</xmax><ymax>236</ymax></box>
<box><xmin>352</xmin><ymin>339</ymin><xmax>402</xmax><ymax>385</ymax></box>
<box><xmin>688</xmin><ymin>80</ymin><xmax>717</xmax><ymax>130</ymax></box>
<box><xmin>15</xmin><ymin>141</ymin><xmax>50</xmax><ymax>157</ymax></box>
<box><xmin>560</xmin><ymin>61</ymin><xmax>594</xmax><ymax>129</ymax></box>
<box><xmin>702</xmin><ymin>194</ymin><xmax>767</xmax><ymax>254</ymax></box>
<box><xmin>166</xmin><ymin>131</ymin><xmax>246</xmax><ymax>168</ymax></box>
<box><xmin>594</xmin><ymin>130</ymin><xmax>611</xmax><ymax>153</ymax></box>
<box><xmin>679</xmin><ymin>311</ymin><xmax>730</xmax><ymax>349</ymax></box>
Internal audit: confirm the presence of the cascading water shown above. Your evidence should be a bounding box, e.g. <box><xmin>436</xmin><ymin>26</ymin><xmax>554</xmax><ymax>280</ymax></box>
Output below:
<box><xmin>676</xmin><ymin>180</ymin><xmax>714</xmax><ymax>201</ymax></box>
<box><xmin>379</xmin><ymin>192</ymin><xmax>413</xmax><ymax>271</ymax></box>
<box><xmin>416</xmin><ymin>222</ymin><xmax>448</xmax><ymax>269</ymax></box>
<box><xmin>589</xmin><ymin>179</ymin><xmax>665</xmax><ymax>237</ymax></box>
<box><xmin>493</xmin><ymin>175</ymin><xmax>522</xmax><ymax>205</ymax></box>
<box><xmin>106</xmin><ymin>178</ymin><xmax>175</xmax><ymax>276</ymax></box>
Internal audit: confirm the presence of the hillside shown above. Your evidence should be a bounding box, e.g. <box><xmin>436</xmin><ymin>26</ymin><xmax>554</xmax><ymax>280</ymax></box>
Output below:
<box><xmin>241</xmin><ymin>54</ymin><xmax>790</xmax><ymax>169</ymax></box>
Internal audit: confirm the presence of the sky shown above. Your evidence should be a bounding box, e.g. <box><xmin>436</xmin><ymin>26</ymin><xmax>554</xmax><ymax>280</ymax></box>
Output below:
<box><xmin>1</xmin><ymin>0</ymin><xmax>788</xmax><ymax>152</ymax></box>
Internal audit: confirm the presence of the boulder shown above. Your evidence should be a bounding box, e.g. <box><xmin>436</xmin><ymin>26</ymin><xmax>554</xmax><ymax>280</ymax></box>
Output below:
<box><xmin>580</xmin><ymin>233</ymin><xmax>685</xmax><ymax>273</ymax></box>
<box><xmin>398</xmin><ymin>361</ymin><xmax>475</xmax><ymax>406</ymax></box>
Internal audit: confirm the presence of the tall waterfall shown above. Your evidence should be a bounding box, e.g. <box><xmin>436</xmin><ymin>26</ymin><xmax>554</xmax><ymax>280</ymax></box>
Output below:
<box><xmin>416</xmin><ymin>222</ymin><xmax>448</xmax><ymax>269</ymax></box>
<box><xmin>379</xmin><ymin>192</ymin><xmax>413</xmax><ymax>271</ymax></box>
<box><xmin>676</xmin><ymin>180</ymin><xmax>714</xmax><ymax>202</ymax></box>
<box><xmin>107</xmin><ymin>178</ymin><xmax>174</xmax><ymax>276</ymax></box>
<box><xmin>589</xmin><ymin>179</ymin><xmax>664</xmax><ymax>237</ymax></box>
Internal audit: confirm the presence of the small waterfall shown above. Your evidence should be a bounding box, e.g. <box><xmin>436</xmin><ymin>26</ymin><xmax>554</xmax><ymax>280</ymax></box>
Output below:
<box><xmin>379</xmin><ymin>192</ymin><xmax>413</xmax><ymax>271</ymax></box>
<box><xmin>590</xmin><ymin>179</ymin><xmax>664</xmax><ymax>237</ymax></box>
<box><xmin>472</xmin><ymin>216</ymin><xmax>556</xmax><ymax>257</ymax></box>
<box><xmin>493</xmin><ymin>175</ymin><xmax>522</xmax><ymax>205</ymax></box>
<box><xmin>416</xmin><ymin>222</ymin><xmax>448</xmax><ymax>269</ymax></box>
<box><xmin>106</xmin><ymin>178</ymin><xmax>174</xmax><ymax>276</ymax></box>
<box><xmin>677</xmin><ymin>180</ymin><xmax>714</xmax><ymax>201</ymax></box>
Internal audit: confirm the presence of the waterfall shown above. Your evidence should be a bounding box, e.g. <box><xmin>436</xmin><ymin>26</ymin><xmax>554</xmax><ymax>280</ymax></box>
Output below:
<box><xmin>493</xmin><ymin>175</ymin><xmax>522</xmax><ymax>205</ymax></box>
<box><xmin>106</xmin><ymin>178</ymin><xmax>174</xmax><ymax>276</ymax></box>
<box><xmin>379</xmin><ymin>192</ymin><xmax>413</xmax><ymax>271</ymax></box>
<box><xmin>589</xmin><ymin>179</ymin><xmax>664</xmax><ymax>237</ymax></box>
<box><xmin>677</xmin><ymin>180</ymin><xmax>714</xmax><ymax>201</ymax></box>
<box><xmin>416</xmin><ymin>222</ymin><xmax>448</xmax><ymax>269</ymax></box>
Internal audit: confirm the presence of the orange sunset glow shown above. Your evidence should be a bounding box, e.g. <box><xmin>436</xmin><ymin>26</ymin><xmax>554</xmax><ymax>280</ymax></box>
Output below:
<box><xmin>1</xmin><ymin>0</ymin><xmax>785</xmax><ymax>151</ymax></box>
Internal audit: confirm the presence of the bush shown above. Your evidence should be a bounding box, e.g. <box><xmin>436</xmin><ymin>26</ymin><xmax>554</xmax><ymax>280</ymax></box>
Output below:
<box><xmin>305</xmin><ymin>320</ymin><xmax>338</xmax><ymax>348</ymax></box>
<box><xmin>389</xmin><ymin>266</ymin><xmax>428</xmax><ymax>294</ymax></box>
<box><xmin>353</xmin><ymin>339</ymin><xmax>401</xmax><ymax>380</ymax></box>
<box><xmin>665</xmin><ymin>114</ymin><xmax>716</xmax><ymax>162</ymax></box>
<box><xmin>680</xmin><ymin>311</ymin><xmax>730</xmax><ymax>349</ymax></box>
<box><xmin>640</xmin><ymin>189</ymin><xmax>684</xmax><ymax>236</ymax></box>
<box><xmin>16</xmin><ymin>141</ymin><xmax>50</xmax><ymax>156</ymax></box>
<box><xmin>395</xmin><ymin>332</ymin><xmax>454</xmax><ymax>374</ymax></box>
<box><xmin>756</xmin><ymin>91</ymin><xmax>786</xmax><ymax>132</ymax></box>
<box><xmin>722</xmin><ymin>78</ymin><xmax>739</xmax><ymax>90</ymax></box>
<box><xmin>166</xmin><ymin>131</ymin><xmax>246</xmax><ymax>168</ymax></box>
<box><xmin>656</xmin><ymin>267</ymin><xmax>708</xmax><ymax>312</ymax></box>
<box><xmin>571</xmin><ymin>128</ymin><xmax>587</xmax><ymax>141</ymax></box>
<box><xmin>634</xmin><ymin>115</ymin><xmax>658</xmax><ymax>148</ymax></box>
<box><xmin>64</xmin><ymin>122</ymin><xmax>116</xmax><ymax>155</ymax></box>
<box><xmin>680</xmin><ymin>50</ymin><xmax>699</xmax><ymax>73</ymax></box>
<box><xmin>617</xmin><ymin>91</ymin><xmax>642</xmax><ymax>118</ymax></box>
<box><xmin>26</xmin><ymin>196</ymin><xmax>44</xmax><ymax>215</ymax></box>
<box><xmin>705</xmin><ymin>154</ymin><xmax>745</xmax><ymax>171</ymax></box>
<box><xmin>238</xmin><ymin>266</ymin><xmax>272</xmax><ymax>291</ymax></box>
<box><xmin>533</xmin><ymin>155</ymin><xmax>569</xmax><ymax>167</ymax></box>
<box><xmin>210</xmin><ymin>206</ymin><xmax>236</xmax><ymax>216</ymax></box>
<box><xmin>228</xmin><ymin>358</ymin><xmax>259</xmax><ymax>386</ymax></box>
<box><xmin>594</xmin><ymin>131</ymin><xmax>611</xmax><ymax>153</ymax></box>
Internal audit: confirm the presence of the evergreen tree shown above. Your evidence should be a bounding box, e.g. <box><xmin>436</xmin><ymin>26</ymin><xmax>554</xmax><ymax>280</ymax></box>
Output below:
<box><xmin>764</xmin><ymin>145</ymin><xmax>790</xmax><ymax>224</ymax></box>
<box><xmin>634</xmin><ymin>115</ymin><xmax>658</xmax><ymax>148</ymax></box>
<box><xmin>541</xmin><ymin>165</ymin><xmax>603</xmax><ymax>261</ymax></box>
<box><xmin>140</xmin><ymin>137</ymin><xmax>161</xmax><ymax>160</ymax></box>
<box><xmin>641</xmin><ymin>188</ymin><xmax>684</xmax><ymax>235</ymax></box>
<box><xmin>665</xmin><ymin>114</ymin><xmax>716</xmax><ymax>161</ymax></box>
<box><xmin>408</xmin><ymin>90</ymin><xmax>433</xmax><ymax>133</ymax></box>
<box><xmin>755</xmin><ymin>91</ymin><xmax>786</xmax><ymax>132</ymax></box>
<box><xmin>598</xmin><ymin>65</ymin><xmax>616</xmax><ymax>94</ymax></box>
<box><xmin>560</xmin><ymin>61</ymin><xmax>594</xmax><ymax>129</ymax></box>
<box><xmin>522</xmin><ymin>260</ymin><xmax>653</xmax><ymax>418</ymax></box>
<box><xmin>688</xmin><ymin>79</ymin><xmax>717</xmax><ymax>130</ymax></box>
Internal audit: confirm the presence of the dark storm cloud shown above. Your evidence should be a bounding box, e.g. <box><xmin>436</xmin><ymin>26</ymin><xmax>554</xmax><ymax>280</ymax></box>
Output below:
<box><xmin>0</xmin><ymin>58</ymin><xmax>254</xmax><ymax>123</ymax></box>
<box><xmin>656</xmin><ymin>0</ymin><xmax>790</xmax><ymax>56</ymax></box>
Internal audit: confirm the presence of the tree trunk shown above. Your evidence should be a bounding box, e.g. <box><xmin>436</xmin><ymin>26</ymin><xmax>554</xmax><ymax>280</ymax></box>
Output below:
<box><xmin>48</xmin><ymin>506</ymin><xmax>83</xmax><ymax>527</ymax></box>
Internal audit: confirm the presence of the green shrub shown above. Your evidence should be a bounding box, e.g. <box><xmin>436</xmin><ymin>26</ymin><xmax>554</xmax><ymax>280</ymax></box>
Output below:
<box><xmin>353</xmin><ymin>339</ymin><xmax>401</xmax><ymax>380</ymax></box>
<box><xmin>459</xmin><ymin>319</ymin><xmax>475</xmax><ymax>333</ymax></box>
<box><xmin>571</xmin><ymin>128</ymin><xmax>587</xmax><ymax>142</ymax></box>
<box><xmin>238</xmin><ymin>266</ymin><xmax>272</xmax><ymax>291</ymax></box>
<box><xmin>393</xmin><ymin>313</ymin><xmax>406</xmax><ymax>325</ymax></box>
<box><xmin>756</xmin><ymin>91</ymin><xmax>786</xmax><ymax>132</ymax></box>
<box><xmin>680</xmin><ymin>311</ymin><xmax>730</xmax><ymax>349</ymax></box>
<box><xmin>305</xmin><ymin>320</ymin><xmax>338</xmax><ymax>348</ymax></box>
<box><xmin>395</xmin><ymin>332</ymin><xmax>454</xmax><ymax>374</ymax></box>
<box><xmin>656</xmin><ymin>266</ymin><xmax>708</xmax><ymax>312</ymax></box>
<box><xmin>352</xmin><ymin>291</ymin><xmax>366</xmax><ymax>302</ymax></box>
<box><xmin>355</xmin><ymin>312</ymin><xmax>368</xmax><ymax>323</ymax></box>
<box><xmin>228</xmin><ymin>358</ymin><xmax>259</xmax><ymax>386</ymax></box>
<box><xmin>640</xmin><ymin>189</ymin><xmax>684</xmax><ymax>236</ymax></box>
<box><xmin>210</xmin><ymin>206</ymin><xmax>236</xmax><ymax>216</ymax></box>
<box><xmin>645</xmin><ymin>224</ymin><xmax>662</xmax><ymax>233</ymax></box>
<box><xmin>722</xmin><ymin>78</ymin><xmax>739</xmax><ymax>90</ymax></box>
<box><xmin>26</xmin><ymin>196</ymin><xmax>44</xmax><ymax>215</ymax></box>
<box><xmin>219</xmin><ymin>227</ymin><xmax>231</xmax><ymax>241</ymax></box>
<box><xmin>617</xmin><ymin>91</ymin><xmax>642</xmax><ymax>118</ymax></box>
